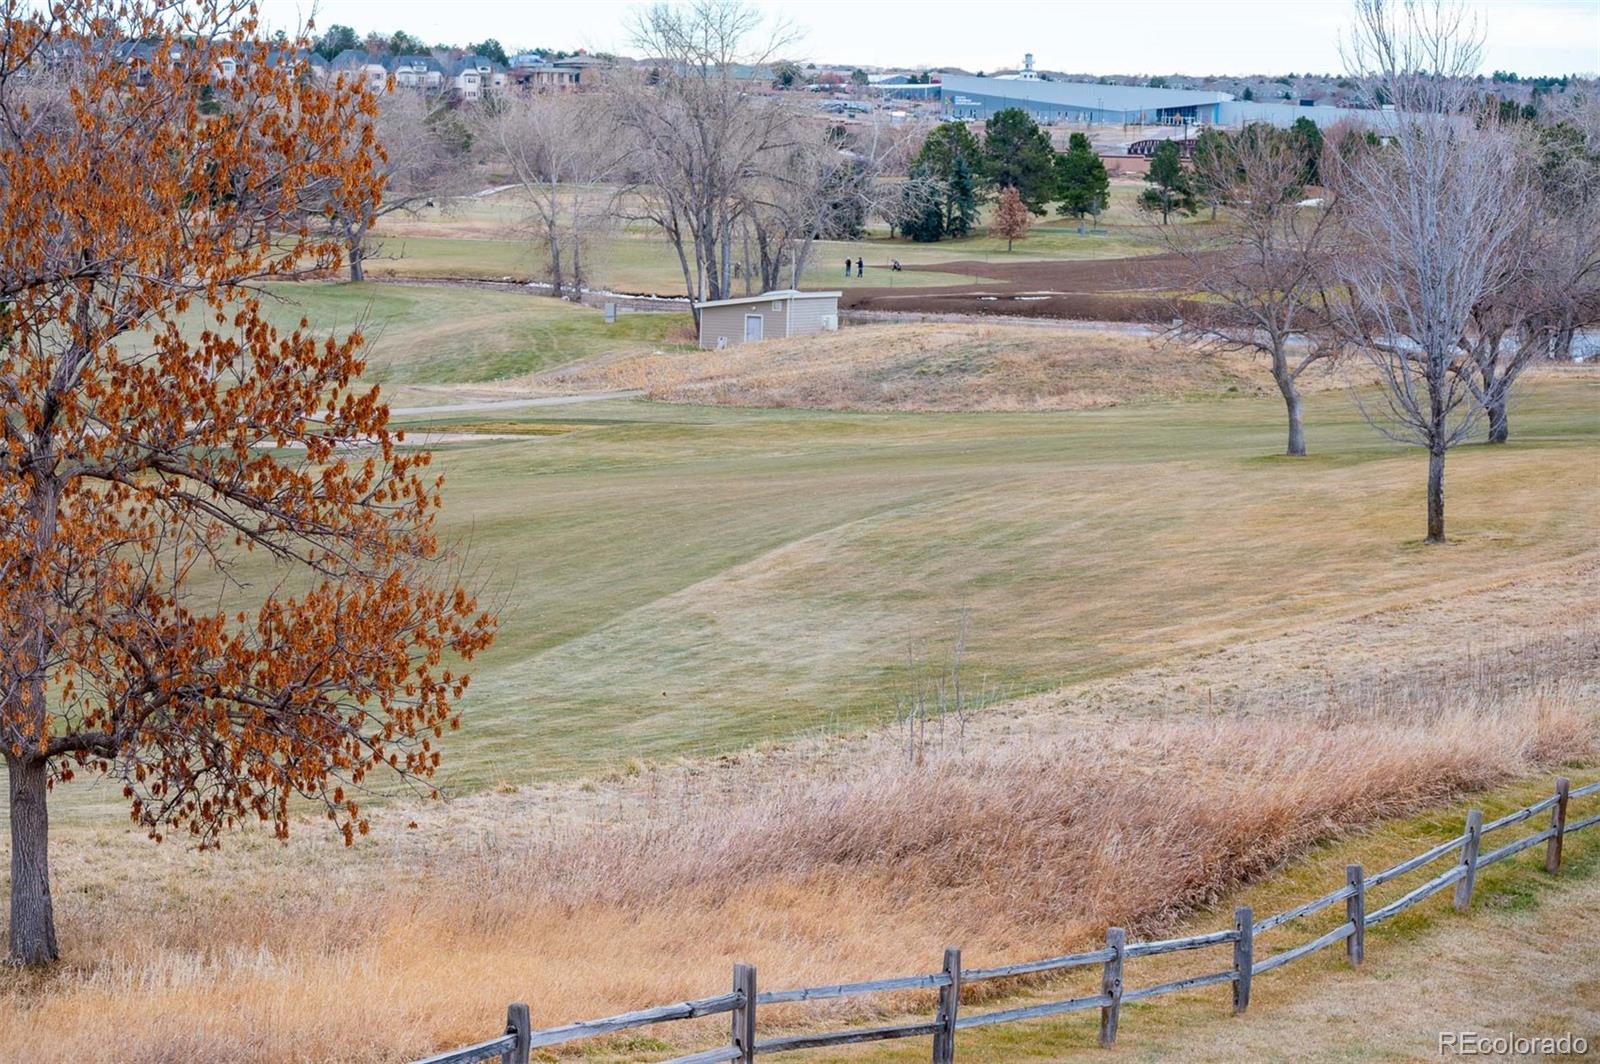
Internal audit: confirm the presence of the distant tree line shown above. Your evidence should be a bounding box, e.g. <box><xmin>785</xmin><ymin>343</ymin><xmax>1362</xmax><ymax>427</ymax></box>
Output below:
<box><xmin>311</xmin><ymin>23</ymin><xmax>577</xmax><ymax>63</ymax></box>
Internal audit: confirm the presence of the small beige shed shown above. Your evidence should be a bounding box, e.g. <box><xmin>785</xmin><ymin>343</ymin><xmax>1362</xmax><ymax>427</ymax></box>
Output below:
<box><xmin>694</xmin><ymin>289</ymin><xmax>842</xmax><ymax>349</ymax></box>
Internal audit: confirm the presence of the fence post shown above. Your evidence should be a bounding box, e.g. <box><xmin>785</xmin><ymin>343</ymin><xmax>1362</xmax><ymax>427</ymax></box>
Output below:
<box><xmin>1232</xmin><ymin>907</ymin><xmax>1253</xmax><ymax>1015</ymax></box>
<box><xmin>933</xmin><ymin>947</ymin><xmax>960</xmax><ymax>1064</ymax></box>
<box><xmin>504</xmin><ymin>1003</ymin><xmax>530</xmax><ymax>1064</ymax></box>
<box><xmin>1345</xmin><ymin>865</ymin><xmax>1365</xmax><ymax>966</ymax></box>
<box><xmin>732</xmin><ymin>963</ymin><xmax>756</xmax><ymax>1064</ymax></box>
<box><xmin>1453</xmin><ymin>809</ymin><xmax>1484</xmax><ymax>912</ymax></box>
<box><xmin>1546</xmin><ymin>777</ymin><xmax>1570</xmax><ymax>875</ymax></box>
<box><xmin>1098</xmin><ymin>927</ymin><xmax>1125</xmax><ymax>1047</ymax></box>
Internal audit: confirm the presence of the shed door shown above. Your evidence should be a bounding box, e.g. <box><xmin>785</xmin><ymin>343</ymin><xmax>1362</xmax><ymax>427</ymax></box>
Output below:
<box><xmin>744</xmin><ymin>314</ymin><xmax>764</xmax><ymax>342</ymax></box>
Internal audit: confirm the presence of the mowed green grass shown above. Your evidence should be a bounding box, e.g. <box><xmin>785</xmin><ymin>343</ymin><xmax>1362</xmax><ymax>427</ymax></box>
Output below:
<box><xmin>365</xmin><ymin>180</ymin><xmax>1179</xmax><ymax>292</ymax></box>
<box><xmin>378</xmin><ymin>371</ymin><xmax>1599</xmax><ymax>790</ymax></box>
<box><xmin>248</xmin><ymin>282</ymin><xmax>692</xmax><ymax>404</ymax></box>
<box><xmin>363</xmin><ymin>231</ymin><xmax>1008</xmax><ymax>291</ymax></box>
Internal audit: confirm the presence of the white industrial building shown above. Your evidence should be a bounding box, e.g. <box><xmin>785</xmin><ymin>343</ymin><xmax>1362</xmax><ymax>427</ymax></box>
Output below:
<box><xmin>942</xmin><ymin>59</ymin><xmax>1388</xmax><ymax>130</ymax></box>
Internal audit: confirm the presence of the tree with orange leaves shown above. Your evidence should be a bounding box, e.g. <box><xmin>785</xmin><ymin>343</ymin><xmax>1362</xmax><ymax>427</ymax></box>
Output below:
<box><xmin>0</xmin><ymin>1</ymin><xmax>496</xmax><ymax>965</ymax></box>
<box><xmin>990</xmin><ymin>185</ymin><xmax>1032</xmax><ymax>252</ymax></box>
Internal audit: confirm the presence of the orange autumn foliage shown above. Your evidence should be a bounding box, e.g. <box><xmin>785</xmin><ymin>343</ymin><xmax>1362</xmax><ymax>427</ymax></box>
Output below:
<box><xmin>0</xmin><ymin>1</ymin><xmax>495</xmax><ymax>963</ymax></box>
<box><xmin>990</xmin><ymin>185</ymin><xmax>1032</xmax><ymax>251</ymax></box>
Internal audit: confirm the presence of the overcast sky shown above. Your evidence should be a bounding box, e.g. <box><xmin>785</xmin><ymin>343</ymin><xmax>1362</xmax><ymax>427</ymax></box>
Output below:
<box><xmin>252</xmin><ymin>0</ymin><xmax>1599</xmax><ymax>77</ymax></box>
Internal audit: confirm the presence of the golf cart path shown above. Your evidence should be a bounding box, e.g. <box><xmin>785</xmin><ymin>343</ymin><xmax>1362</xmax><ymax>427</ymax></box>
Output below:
<box><xmin>389</xmin><ymin>389</ymin><xmax>645</xmax><ymax>417</ymax></box>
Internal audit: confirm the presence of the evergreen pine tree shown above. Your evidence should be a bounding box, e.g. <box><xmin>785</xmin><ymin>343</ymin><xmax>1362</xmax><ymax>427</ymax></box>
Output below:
<box><xmin>912</xmin><ymin>123</ymin><xmax>984</xmax><ymax>240</ymax></box>
<box><xmin>981</xmin><ymin>108</ymin><xmax>1058</xmax><ymax>214</ymax></box>
<box><xmin>1140</xmin><ymin>140</ymin><xmax>1196</xmax><ymax>224</ymax></box>
<box><xmin>1289</xmin><ymin>116</ymin><xmax>1325</xmax><ymax>185</ymax></box>
<box><xmin>900</xmin><ymin>166</ymin><xmax>946</xmax><ymax>242</ymax></box>
<box><xmin>947</xmin><ymin>154</ymin><xmax>978</xmax><ymax>237</ymax></box>
<box><xmin>1054</xmin><ymin>132</ymin><xmax>1110</xmax><ymax>231</ymax></box>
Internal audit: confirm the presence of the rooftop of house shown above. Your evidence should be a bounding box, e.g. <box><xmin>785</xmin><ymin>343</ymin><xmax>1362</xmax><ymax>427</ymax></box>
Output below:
<box><xmin>694</xmin><ymin>289</ymin><xmax>843</xmax><ymax>309</ymax></box>
<box><xmin>454</xmin><ymin>54</ymin><xmax>507</xmax><ymax>74</ymax></box>
<box><xmin>328</xmin><ymin>48</ymin><xmax>385</xmax><ymax>71</ymax></box>
<box><xmin>391</xmin><ymin>54</ymin><xmax>445</xmax><ymax>73</ymax></box>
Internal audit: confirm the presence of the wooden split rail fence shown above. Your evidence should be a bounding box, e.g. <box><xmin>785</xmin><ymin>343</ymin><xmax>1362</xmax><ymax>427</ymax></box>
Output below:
<box><xmin>418</xmin><ymin>776</ymin><xmax>1598</xmax><ymax>1064</ymax></box>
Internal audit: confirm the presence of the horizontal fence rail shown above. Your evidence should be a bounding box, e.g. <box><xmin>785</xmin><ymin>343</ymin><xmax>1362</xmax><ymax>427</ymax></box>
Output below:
<box><xmin>961</xmin><ymin>946</ymin><xmax>1113</xmax><ymax>981</ymax></box>
<box><xmin>418</xmin><ymin>775</ymin><xmax>1597</xmax><ymax>1064</ymax></box>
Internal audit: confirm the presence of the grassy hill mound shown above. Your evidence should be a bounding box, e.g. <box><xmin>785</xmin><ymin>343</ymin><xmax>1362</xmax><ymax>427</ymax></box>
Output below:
<box><xmin>542</xmin><ymin>322</ymin><xmax>1326</xmax><ymax>412</ymax></box>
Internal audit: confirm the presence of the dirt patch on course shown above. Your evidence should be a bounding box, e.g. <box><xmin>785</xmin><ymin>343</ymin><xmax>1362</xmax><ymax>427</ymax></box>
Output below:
<box><xmin>843</xmin><ymin>251</ymin><xmax>1215</xmax><ymax>322</ymax></box>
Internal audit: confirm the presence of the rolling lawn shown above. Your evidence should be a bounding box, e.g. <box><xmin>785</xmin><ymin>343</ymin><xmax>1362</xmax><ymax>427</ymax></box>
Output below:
<box><xmin>95</xmin><ymin>284</ymin><xmax>1600</xmax><ymax>796</ymax></box>
<box><xmin>379</xmin><ymin>369</ymin><xmax>1599</xmax><ymax>790</ymax></box>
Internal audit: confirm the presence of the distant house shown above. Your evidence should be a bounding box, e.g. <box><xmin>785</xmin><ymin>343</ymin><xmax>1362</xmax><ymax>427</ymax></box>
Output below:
<box><xmin>112</xmin><ymin>40</ymin><xmax>183</xmax><ymax>85</ymax></box>
<box><xmin>508</xmin><ymin>53</ymin><xmax>603</xmax><ymax>92</ymax></box>
<box><xmin>694</xmin><ymin>290</ymin><xmax>841</xmax><ymax>349</ymax></box>
<box><xmin>329</xmin><ymin>48</ymin><xmax>388</xmax><ymax>92</ymax></box>
<box><xmin>390</xmin><ymin>54</ymin><xmax>445</xmax><ymax>92</ymax></box>
<box><xmin>451</xmin><ymin>54</ymin><xmax>507</xmax><ymax>99</ymax></box>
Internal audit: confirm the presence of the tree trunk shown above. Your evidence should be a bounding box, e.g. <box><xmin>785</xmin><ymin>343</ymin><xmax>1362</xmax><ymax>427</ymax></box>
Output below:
<box><xmin>1271</xmin><ymin>345</ymin><xmax>1307</xmax><ymax>457</ymax></box>
<box><xmin>346</xmin><ymin>218</ymin><xmax>370</xmax><ymax>283</ymax></box>
<box><xmin>546</xmin><ymin>215</ymin><xmax>564</xmax><ymax>299</ymax></box>
<box><xmin>1426</xmin><ymin>446</ymin><xmax>1446</xmax><ymax>544</ymax></box>
<box><xmin>1551</xmin><ymin>322</ymin><xmax>1574</xmax><ymax>362</ymax></box>
<box><xmin>1282</xmin><ymin>383</ymin><xmax>1306</xmax><ymax>457</ymax></box>
<box><xmin>7</xmin><ymin>756</ymin><xmax>58</xmax><ymax>967</ymax></box>
<box><xmin>1487</xmin><ymin>395</ymin><xmax>1509</xmax><ymax>444</ymax></box>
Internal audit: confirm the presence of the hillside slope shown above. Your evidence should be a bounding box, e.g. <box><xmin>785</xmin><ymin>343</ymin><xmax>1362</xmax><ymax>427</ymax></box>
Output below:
<box><xmin>541</xmin><ymin>322</ymin><xmax>1338</xmax><ymax>412</ymax></box>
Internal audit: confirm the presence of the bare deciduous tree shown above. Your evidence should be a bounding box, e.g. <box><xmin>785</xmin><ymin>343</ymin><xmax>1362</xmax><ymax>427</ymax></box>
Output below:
<box><xmin>733</xmin><ymin>124</ymin><xmax>850</xmax><ymax>293</ymax></box>
<box><xmin>1458</xmin><ymin>103</ymin><xmax>1600</xmax><ymax>443</ymax></box>
<box><xmin>1166</xmin><ymin>127</ymin><xmax>1340</xmax><ymax>455</ymax></box>
<box><xmin>314</xmin><ymin>91</ymin><xmax>474</xmax><ymax>282</ymax></box>
<box><xmin>481</xmin><ymin>92</ymin><xmax>618</xmax><ymax>299</ymax></box>
<box><xmin>613</xmin><ymin>0</ymin><xmax>801</xmax><ymax>321</ymax></box>
<box><xmin>1524</xmin><ymin>101</ymin><xmax>1600</xmax><ymax>359</ymax></box>
<box><xmin>1332</xmin><ymin>0</ymin><xmax>1532</xmax><ymax>542</ymax></box>
<box><xmin>733</xmin><ymin>115</ymin><xmax>910</xmax><ymax>292</ymax></box>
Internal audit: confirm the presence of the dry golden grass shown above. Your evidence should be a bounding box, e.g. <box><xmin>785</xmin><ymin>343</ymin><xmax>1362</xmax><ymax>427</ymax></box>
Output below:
<box><xmin>539</xmin><ymin>323</ymin><xmax>1340</xmax><ymax>412</ymax></box>
<box><xmin>842</xmin><ymin>770</ymin><xmax>1600</xmax><ymax>1063</ymax></box>
<box><xmin>0</xmin><ymin>678</ymin><xmax>1589</xmax><ymax>1062</ymax></box>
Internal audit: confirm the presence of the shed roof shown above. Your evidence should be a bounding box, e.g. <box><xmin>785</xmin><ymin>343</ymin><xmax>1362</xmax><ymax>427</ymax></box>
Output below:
<box><xmin>693</xmin><ymin>289</ymin><xmax>841</xmax><ymax>310</ymax></box>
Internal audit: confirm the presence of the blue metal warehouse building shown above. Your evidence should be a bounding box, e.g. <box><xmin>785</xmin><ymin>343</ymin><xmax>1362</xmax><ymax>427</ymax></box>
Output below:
<box><xmin>940</xmin><ymin>73</ymin><xmax>1232</xmax><ymax>125</ymax></box>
